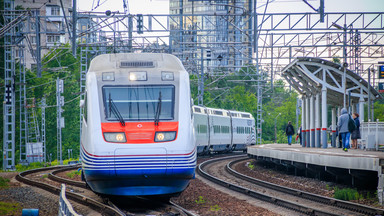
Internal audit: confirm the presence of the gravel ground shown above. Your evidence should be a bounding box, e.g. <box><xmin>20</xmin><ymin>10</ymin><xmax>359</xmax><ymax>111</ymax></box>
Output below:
<box><xmin>171</xmin><ymin>178</ymin><xmax>278</xmax><ymax>216</ymax></box>
<box><xmin>0</xmin><ymin>172</ymin><xmax>58</xmax><ymax>215</ymax></box>
<box><xmin>236</xmin><ymin>159</ymin><xmax>383</xmax><ymax>209</ymax></box>
<box><xmin>0</xmin><ymin>172</ymin><xmax>99</xmax><ymax>216</ymax></box>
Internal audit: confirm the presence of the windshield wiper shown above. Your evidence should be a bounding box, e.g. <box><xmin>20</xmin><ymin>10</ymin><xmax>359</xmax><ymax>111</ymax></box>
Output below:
<box><xmin>109</xmin><ymin>93</ymin><xmax>125</xmax><ymax>127</ymax></box>
<box><xmin>154</xmin><ymin>92</ymin><xmax>162</xmax><ymax>126</ymax></box>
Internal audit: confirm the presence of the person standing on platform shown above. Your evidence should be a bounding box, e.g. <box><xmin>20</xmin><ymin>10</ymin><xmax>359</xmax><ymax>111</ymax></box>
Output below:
<box><xmin>337</xmin><ymin>108</ymin><xmax>350</xmax><ymax>152</ymax></box>
<box><xmin>351</xmin><ymin>113</ymin><xmax>361</xmax><ymax>149</ymax></box>
<box><xmin>285</xmin><ymin>121</ymin><xmax>295</xmax><ymax>145</ymax></box>
<box><xmin>297</xmin><ymin>125</ymin><xmax>302</xmax><ymax>145</ymax></box>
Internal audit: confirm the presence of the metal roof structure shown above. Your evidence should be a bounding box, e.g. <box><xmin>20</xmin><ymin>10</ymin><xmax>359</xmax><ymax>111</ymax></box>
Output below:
<box><xmin>282</xmin><ymin>57</ymin><xmax>383</xmax><ymax>106</ymax></box>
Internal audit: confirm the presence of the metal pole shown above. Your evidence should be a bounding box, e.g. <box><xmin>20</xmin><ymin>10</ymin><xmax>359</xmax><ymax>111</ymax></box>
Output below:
<box><xmin>198</xmin><ymin>48</ymin><xmax>204</xmax><ymax>106</ymax></box>
<box><xmin>343</xmin><ymin>24</ymin><xmax>347</xmax><ymax>108</ymax></box>
<box><xmin>72</xmin><ymin>0</ymin><xmax>77</xmax><ymax>56</ymax></box>
<box><xmin>41</xmin><ymin>98</ymin><xmax>46</xmax><ymax>162</ymax></box>
<box><xmin>57</xmin><ymin>78</ymin><xmax>63</xmax><ymax>165</ymax></box>
<box><xmin>35</xmin><ymin>11</ymin><xmax>41</xmax><ymax>77</ymax></box>
<box><xmin>301</xmin><ymin>96</ymin><xmax>306</xmax><ymax>147</ymax></box>
<box><xmin>274</xmin><ymin>118</ymin><xmax>277</xmax><ymax>143</ymax></box>
<box><xmin>368</xmin><ymin>68</ymin><xmax>371</xmax><ymax>121</ymax></box>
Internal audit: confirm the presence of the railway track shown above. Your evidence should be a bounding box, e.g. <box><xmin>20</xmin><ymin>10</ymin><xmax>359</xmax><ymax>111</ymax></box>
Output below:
<box><xmin>198</xmin><ymin>155</ymin><xmax>384</xmax><ymax>216</ymax></box>
<box><xmin>16</xmin><ymin>165</ymin><xmax>197</xmax><ymax>216</ymax></box>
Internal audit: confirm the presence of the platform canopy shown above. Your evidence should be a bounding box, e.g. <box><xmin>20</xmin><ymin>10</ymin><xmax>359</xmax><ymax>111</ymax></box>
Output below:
<box><xmin>282</xmin><ymin>57</ymin><xmax>383</xmax><ymax>106</ymax></box>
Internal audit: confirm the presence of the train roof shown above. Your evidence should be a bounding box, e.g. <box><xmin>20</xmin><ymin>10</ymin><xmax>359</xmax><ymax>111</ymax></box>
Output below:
<box><xmin>88</xmin><ymin>53</ymin><xmax>186</xmax><ymax>73</ymax></box>
<box><xmin>192</xmin><ymin>105</ymin><xmax>254</xmax><ymax>119</ymax></box>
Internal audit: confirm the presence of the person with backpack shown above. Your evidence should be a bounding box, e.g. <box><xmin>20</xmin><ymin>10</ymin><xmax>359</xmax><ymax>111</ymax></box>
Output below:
<box><xmin>337</xmin><ymin>108</ymin><xmax>355</xmax><ymax>152</ymax></box>
<box><xmin>351</xmin><ymin>113</ymin><xmax>361</xmax><ymax>149</ymax></box>
<box><xmin>285</xmin><ymin>121</ymin><xmax>295</xmax><ymax>145</ymax></box>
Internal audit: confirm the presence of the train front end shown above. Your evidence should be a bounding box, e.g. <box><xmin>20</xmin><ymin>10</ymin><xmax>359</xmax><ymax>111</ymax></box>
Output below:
<box><xmin>81</xmin><ymin>53</ymin><xmax>196</xmax><ymax>197</ymax></box>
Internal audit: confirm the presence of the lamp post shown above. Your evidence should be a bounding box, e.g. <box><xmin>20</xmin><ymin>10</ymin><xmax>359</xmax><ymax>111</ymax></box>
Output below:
<box><xmin>274</xmin><ymin>113</ymin><xmax>281</xmax><ymax>143</ymax></box>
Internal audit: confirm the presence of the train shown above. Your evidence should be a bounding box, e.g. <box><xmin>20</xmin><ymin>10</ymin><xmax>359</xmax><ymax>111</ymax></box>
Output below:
<box><xmin>193</xmin><ymin>106</ymin><xmax>256</xmax><ymax>154</ymax></box>
<box><xmin>80</xmin><ymin>53</ymin><xmax>196</xmax><ymax>197</ymax></box>
<box><xmin>80</xmin><ymin>53</ymin><xmax>256</xmax><ymax>198</ymax></box>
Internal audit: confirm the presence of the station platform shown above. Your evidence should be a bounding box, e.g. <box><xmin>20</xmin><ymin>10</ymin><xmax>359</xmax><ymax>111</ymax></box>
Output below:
<box><xmin>247</xmin><ymin>144</ymin><xmax>384</xmax><ymax>204</ymax></box>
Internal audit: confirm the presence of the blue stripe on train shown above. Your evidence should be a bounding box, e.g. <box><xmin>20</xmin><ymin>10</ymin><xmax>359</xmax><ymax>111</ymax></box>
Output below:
<box><xmin>83</xmin><ymin>168</ymin><xmax>195</xmax><ymax>196</ymax></box>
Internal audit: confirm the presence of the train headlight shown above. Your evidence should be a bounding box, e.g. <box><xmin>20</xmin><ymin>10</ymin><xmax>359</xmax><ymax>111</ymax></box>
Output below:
<box><xmin>104</xmin><ymin>132</ymin><xmax>127</xmax><ymax>143</ymax></box>
<box><xmin>129</xmin><ymin>72</ymin><xmax>147</xmax><ymax>81</ymax></box>
<box><xmin>161</xmin><ymin>71</ymin><xmax>174</xmax><ymax>81</ymax></box>
<box><xmin>154</xmin><ymin>131</ymin><xmax>176</xmax><ymax>142</ymax></box>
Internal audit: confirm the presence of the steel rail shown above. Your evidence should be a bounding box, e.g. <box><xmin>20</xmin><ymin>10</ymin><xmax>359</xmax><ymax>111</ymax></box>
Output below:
<box><xmin>49</xmin><ymin>166</ymin><xmax>197</xmax><ymax>216</ymax></box>
<box><xmin>198</xmin><ymin>155</ymin><xmax>342</xmax><ymax>216</ymax></box>
<box><xmin>227</xmin><ymin>157</ymin><xmax>384</xmax><ymax>216</ymax></box>
<box><xmin>16</xmin><ymin>165</ymin><xmax>124</xmax><ymax>216</ymax></box>
<box><xmin>48</xmin><ymin>165</ymin><xmax>86</xmax><ymax>188</ymax></box>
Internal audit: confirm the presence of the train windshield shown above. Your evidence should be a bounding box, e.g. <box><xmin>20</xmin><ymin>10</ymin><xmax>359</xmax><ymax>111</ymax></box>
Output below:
<box><xmin>103</xmin><ymin>85</ymin><xmax>175</xmax><ymax>121</ymax></box>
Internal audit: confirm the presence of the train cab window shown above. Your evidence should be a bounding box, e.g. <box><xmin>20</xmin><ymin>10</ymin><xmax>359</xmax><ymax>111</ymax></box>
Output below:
<box><xmin>241</xmin><ymin>114</ymin><xmax>251</xmax><ymax>118</ymax></box>
<box><xmin>103</xmin><ymin>85</ymin><xmax>175</xmax><ymax>121</ymax></box>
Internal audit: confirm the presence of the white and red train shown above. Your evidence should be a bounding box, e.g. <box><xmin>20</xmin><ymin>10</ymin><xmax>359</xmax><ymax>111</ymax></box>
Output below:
<box><xmin>80</xmin><ymin>53</ymin><xmax>255</xmax><ymax>197</ymax></box>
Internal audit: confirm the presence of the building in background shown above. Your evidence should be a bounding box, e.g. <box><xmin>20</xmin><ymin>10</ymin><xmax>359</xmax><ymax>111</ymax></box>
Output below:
<box><xmin>15</xmin><ymin>0</ymin><xmax>72</xmax><ymax>69</ymax></box>
<box><xmin>169</xmin><ymin>0</ymin><xmax>252</xmax><ymax>74</ymax></box>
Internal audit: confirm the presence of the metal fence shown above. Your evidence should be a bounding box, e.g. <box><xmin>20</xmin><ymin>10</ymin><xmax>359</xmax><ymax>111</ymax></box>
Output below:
<box><xmin>58</xmin><ymin>184</ymin><xmax>82</xmax><ymax>216</ymax></box>
<box><xmin>360</xmin><ymin>121</ymin><xmax>384</xmax><ymax>151</ymax></box>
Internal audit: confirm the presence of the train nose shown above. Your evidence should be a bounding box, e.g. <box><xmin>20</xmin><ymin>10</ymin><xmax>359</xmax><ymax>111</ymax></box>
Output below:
<box><xmin>114</xmin><ymin>148</ymin><xmax>168</xmax><ymax>176</ymax></box>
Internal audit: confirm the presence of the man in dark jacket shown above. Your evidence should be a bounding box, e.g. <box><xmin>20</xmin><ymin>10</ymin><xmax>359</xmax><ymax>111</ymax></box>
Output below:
<box><xmin>337</xmin><ymin>108</ymin><xmax>350</xmax><ymax>152</ymax></box>
<box><xmin>285</xmin><ymin>121</ymin><xmax>295</xmax><ymax>145</ymax></box>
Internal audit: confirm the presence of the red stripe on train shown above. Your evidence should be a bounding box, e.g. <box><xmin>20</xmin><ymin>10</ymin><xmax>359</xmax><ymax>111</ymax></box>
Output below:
<box><xmin>101</xmin><ymin>122</ymin><xmax>179</xmax><ymax>144</ymax></box>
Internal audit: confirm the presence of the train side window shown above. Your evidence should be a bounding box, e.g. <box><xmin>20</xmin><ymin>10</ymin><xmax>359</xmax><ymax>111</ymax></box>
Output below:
<box><xmin>194</xmin><ymin>107</ymin><xmax>201</xmax><ymax>113</ymax></box>
<box><xmin>199</xmin><ymin>125</ymin><xmax>206</xmax><ymax>134</ymax></box>
<box><xmin>213</xmin><ymin>125</ymin><xmax>220</xmax><ymax>134</ymax></box>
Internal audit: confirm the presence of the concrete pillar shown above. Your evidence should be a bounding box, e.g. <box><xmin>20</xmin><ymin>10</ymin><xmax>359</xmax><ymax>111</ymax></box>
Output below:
<box><xmin>321</xmin><ymin>87</ymin><xmax>328</xmax><ymax>148</ymax></box>
<box><xmin>359</xmin><ymin>96</ymin><xmax>365</xmax><ymax>122</ymax></box>
<box><xmin>316</xmin><ymin>93</ymin><xmax>321</xmax><ymax>148</ymax></box>
<box><xmin>301</xmin><ymin>96</ymin><xmax>306</xmax><ymax>147</ymax></box>
<box><xmin>310</xmin><ymin>96</ymin><xmax>315</xmax><ymax>147</ymax></box>
<box><xmin>306</xmin><ymin>97</ymin><xmax>310</xmax><ymax>148</ymax></box>
<box><xmin>331</xmin><ymin>107</ymin><xmax>336</xmax><ymax>148</ymax></box>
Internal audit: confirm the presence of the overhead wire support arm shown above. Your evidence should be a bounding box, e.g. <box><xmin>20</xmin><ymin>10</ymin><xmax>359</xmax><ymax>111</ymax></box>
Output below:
<box><xmin>302</xmin><ymin>0</ymin><xmax>325</xmax><ymax>22</ymax></box>
<box><xmin>302</xmin><ymin>0</ymin><xmax>319</xmax><ymax>12</ymax></box>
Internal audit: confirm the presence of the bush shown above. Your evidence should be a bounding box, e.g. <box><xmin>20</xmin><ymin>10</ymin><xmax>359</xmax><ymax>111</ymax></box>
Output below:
<box><xmin>334</xmin><ymin>187</ymin><xmax>361</xmax><ymax>201</ymax></box>
<box><xmin>15</xmin><ymin>162</ymin><xmax>47</xmax><ymax>172</ymax></box>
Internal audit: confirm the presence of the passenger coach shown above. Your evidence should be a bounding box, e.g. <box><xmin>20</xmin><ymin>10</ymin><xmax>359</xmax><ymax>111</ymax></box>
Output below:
<box><xmin>193</xmin><ymin>105</ymin><xmax>256</xmax><ymax>154</ymax></box>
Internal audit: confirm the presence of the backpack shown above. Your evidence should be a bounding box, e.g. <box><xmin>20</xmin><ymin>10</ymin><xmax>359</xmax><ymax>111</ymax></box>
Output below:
<box><xmin>348</xmin><ymin>115</ymin><xmax>356</xmax><ymax>132</ymax></box>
